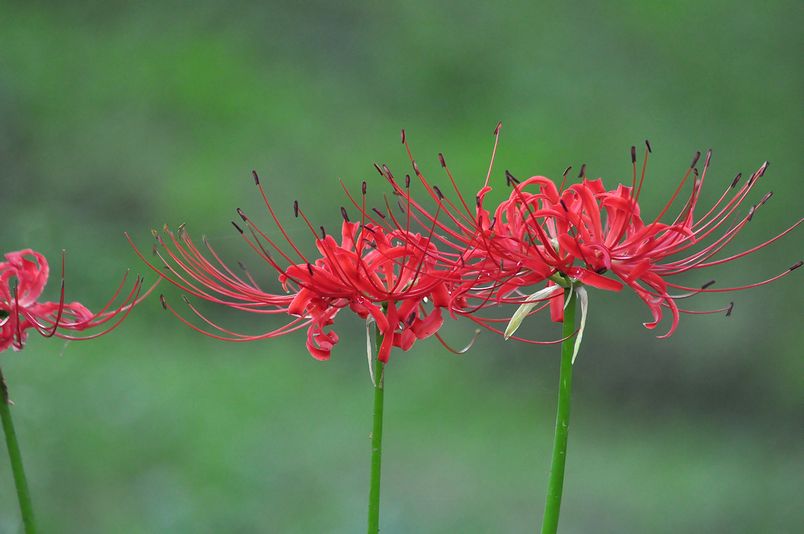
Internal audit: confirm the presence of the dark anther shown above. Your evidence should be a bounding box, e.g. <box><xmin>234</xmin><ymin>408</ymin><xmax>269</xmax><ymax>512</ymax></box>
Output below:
<box><xmin>373</xmin><ymin>163</ymin><xmax>383</xmax><ymax>176</ymax></box>
<box><xmin>475</xmin><ymin>195</ymin><xmax>481</xmax><ymax>208</ymax></box>
<box><xmin>578</xmin><ymin>163</ymin><xmax>586</xmax><ymax>178</ymax></box>
<box><xmin>362</xmin><ymin>181</ymin><xmax>367</xmax><ymax>195</ymax></box>
<box><xmin>231</xmin><ymin>221</ymin><xmax>244</xmax><ymax>234</ymax></box>
<box><xmin>307</xmin><ymin>263</ymin><xmax>314</xmax><ymax>276</ymax></box>
<box><xmin>505</xmin><ymin>170</ymin><xmax>520</xmax><ymax>186</ymax></box>
<box><xmin>494</xmin><ymin>121</ymin><xmax>502</xmax><ymax>135</ymax></box>
<box><xmin>181</xmin><ymin>295</ymin><xmax>190</xmax><ymax>305</ymax></box>
<box><xmin>293</xmin><ymin>200</ymin><xmax>299</xmax><ymax>217</ymax></box>
<box><xmin>563</xmin><ymin>166</ymin><xmax>572</xmax><ymax>177</ymax></box>
<box><xmin>159</xmin><ymin>295</ymin><xmax>167</xmax><ymax>310</ymax></box>
<box><xmin>340</xmin><ymin>207</ymin><xmax>350</xmax><ymax>222</ymax></box>
<box><xmin>433</xmin><ymin>185</ymin><xmax>444</xmax><ymax>199</ymax></box>
<box><xmin>690</xmin><ymin>151</ymin><xmax>701</xmax><ymax>168</ymax></box>
<box><xmin>407</xmin><ymin>312</ymin><xmax>416</xmax><ymax>326</ymax></box>
<box><xmin>320</xmin><ymin>226</ymin><xmax>326</xmax><ymax>238</ymax></box>
<box><xmin>560</xmin><ymin>200</ymin><xmax>569</xmax><ymax>211</ymax></box>
<box><xmin>631</xmin><ymin>146</ymin><xmax>636</xmax><ymax>163</ymax></box>
<box><xmin>488</xmin><ymin>216</ymin><xmax>497</xmax><ymax>231</ymax></box>
<box><xmin>759</xmin><ymin>191</ymin><xmax>773</xmax><ymax>206</ymax></box>
<box><xmin>701</xmin><ymin>280</ymin><xmax>716</xmax><ymax>290</ymax></box>
<box><xmin>401</xmin><ymin>129</ymin><xmax>406</xmax><ymax>144</ymax></box>
<box><xmin>236</xmin><ymin>208</ymin><xmax>247</xmax><ymax>221</ymax></box>
<box><xmin>405</xmin><ymin>174</ymin><xmax>411</xmax><ymax>188</ymax></box>
<box><xmin>596</xmin><ymin>267</ymin><xmax>608</xmax><ymax>274</ymax></box>
<box><xmin>645</xmin><ymin>139</ymin><xmax>652</xmax><ymax>153</ymax></box>
<box><xmin>438</xmin><ymin>153</ymin><xmax>446</xmax><ymax>167</ymax></box>
<box><xmin>746</xmin><ymin>205</ymin><xmax>756</xmax><ymax>222</ymax></box>
<box><xmin>726</xmin><ymin>302</ymin><xmax>734</xmax><ymax>317</ymax></box>
<box><xmin>237</xmin><ymin>261</ymin><xmax>247</xmax><ymax>271</ymax></box>
<box><xmin>412</xmin><ymin>160</ymin><xmax>421</xmax><ymax>175</ymax></box>
<box><xmin>790</xmin><ymin>260</ymin><xmax>803</xmax><ymax>271</ymax></box>
<box><xmin>251</xmin><ymin>170</ymin><xmax>260</xmax><ymax>185</ymax></box>
<box><xmin>372</xmin><ymin>208</ymin><xmax>386</xmax><ymax>219</ymax></box>
<box><xmin>730</xmin><ymin>173</ymin><xmax>742</xmax><ymax>188</ymax></box>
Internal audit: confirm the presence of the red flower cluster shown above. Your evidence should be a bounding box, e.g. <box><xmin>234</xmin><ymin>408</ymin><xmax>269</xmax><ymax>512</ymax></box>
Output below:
<box><xmin>129</xmin><ymin>173</ymin><xmax>459</xmax><ymax>363</ymax></box>
<box><xmin>131</xmin><ymin>126</ymin><xmax>801</xmax><ymax>362</ymax></box>
<box><xmin>485</xmin><ymin>151</ymin><xmax>800</xmax><ymax>338</ymax></box>
<box><xmin>0</xmin><ymin>249</ymin><xmax>151</xmax><ymax>352</ymax></box>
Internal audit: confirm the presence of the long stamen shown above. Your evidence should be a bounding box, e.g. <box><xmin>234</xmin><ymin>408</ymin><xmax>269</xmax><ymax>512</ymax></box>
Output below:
<box><xmin>484</xmin><ymin>121</ymin><xmax>503</xmax><ymax>188</ymax></box>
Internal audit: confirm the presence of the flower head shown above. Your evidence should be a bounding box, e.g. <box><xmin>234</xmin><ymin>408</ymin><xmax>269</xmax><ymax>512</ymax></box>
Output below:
<box><xmin>494</xmin><ymin>144</ymin><xmax>802</xmax><ymax>339</ymax></box>
<box><xmin>0</xmin><ymin>249</ymin><xmax>151</xmax><ymax>352</ymax></box>
<box><xmin>129</xmin><ymin>171</ymin><xmax>460</xmax><ymax>363</ymax></box>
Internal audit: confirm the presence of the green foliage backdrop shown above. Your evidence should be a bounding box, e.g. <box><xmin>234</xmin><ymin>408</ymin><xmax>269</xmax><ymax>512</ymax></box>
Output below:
<box><xmin>1</xmin><ymin>2</ymin><xmax>802</xmax><ymax>532</ymax></box>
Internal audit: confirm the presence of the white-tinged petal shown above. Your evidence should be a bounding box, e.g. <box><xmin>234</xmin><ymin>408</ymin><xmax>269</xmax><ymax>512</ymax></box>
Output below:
<box><xmin>504</xmin><ymin>285</ymin><xmax>561</xmax><ymax>340</ymax></box>
<box><xmin>564</xmin><ymin>284</ymin><xmax>575</xmax><ymax>310</ymax></box>
<box><xmin>366</xmin><ymin>317</ymin><xmax>376</xmax><ymax>387</ymax></box>
<box><xmin>572</xmin><ymin>286</ymin><xmax>589</xmax><ymax>364</ymax></box>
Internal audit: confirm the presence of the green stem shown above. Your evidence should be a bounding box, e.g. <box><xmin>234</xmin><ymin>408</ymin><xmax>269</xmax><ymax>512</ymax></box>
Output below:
<box><xmin>0</xmin><ymin>367</ymin><xmax>37</xmax><ymax>534</ymax></box>
<box><xmin>541</xmin><ymin>288</ymin><xmax>577</xmax><ymax>534</ymax></box>
<box><xmin>367</xmin><ymin>326</ymin><xmax>385</xmax><ymax>534</ymax></box>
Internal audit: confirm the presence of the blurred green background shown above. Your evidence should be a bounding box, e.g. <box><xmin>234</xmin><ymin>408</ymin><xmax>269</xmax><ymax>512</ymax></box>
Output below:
<box><xmin>1</xmin><ymin>1</ymin><xmax>802</xmax><ymax>532</ymax></box>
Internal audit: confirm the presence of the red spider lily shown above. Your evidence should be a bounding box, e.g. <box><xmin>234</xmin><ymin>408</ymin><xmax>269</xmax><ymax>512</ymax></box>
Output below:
<box><xmin>0</xmin><ymin>249</ymin><xmax>152</xmax><ymax>352</ymax></box>
<box><xmin>495</xmin><ymin>144</ymin><xmax>802</xmax><ymax>339</ymax></box>
<box><xmin>127</xmin><ymin>171</ymin><xmax>462</xmax><ymax>363</ymax></box>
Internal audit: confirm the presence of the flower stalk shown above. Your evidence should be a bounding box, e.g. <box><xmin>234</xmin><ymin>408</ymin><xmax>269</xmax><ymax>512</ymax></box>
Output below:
<box><xmin>541</xmin><ymin>288</ymin><xmax>577</xmax><ymax>534</ymax></box>
<box><xmin>367</xmin><ymin>325</ymin><xmax>385</xmax><ymax>534</ymax></box>
<box><xmin>0</xmin><ymin>367</ymin><xmax>37</xmax><ymax>534</ymax></box>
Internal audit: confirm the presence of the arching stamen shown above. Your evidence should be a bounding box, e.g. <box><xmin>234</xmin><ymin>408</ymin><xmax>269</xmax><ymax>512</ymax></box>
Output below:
<box><xmin>434</xmin><ymin>328</ymin><xmax>481</xmax><ymax>355</ymax></box>
<box><xmin>41</xmin><ymin>251</ymin><xmax>67</xmax><ymax>337</ymax></box>
<box><xmin>483</xmin><ymin>121</ymin><xmax>502</xmax><ymax>188</ymax></box>
<box><xmin>558</xmin><ymin>166</ymin><xmax>572</xmax><ymax>192</ymax></box>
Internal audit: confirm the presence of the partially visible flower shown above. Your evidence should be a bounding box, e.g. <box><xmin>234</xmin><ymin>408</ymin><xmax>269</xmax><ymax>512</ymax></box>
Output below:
<box><xmin>128</xmin><ymin>171</ymin><xmax>460</xmax><ymax>363</ymax></box>
<box><xmin>0</xmin><ymin>249</ymin><xmax>151</xmax><ymax>352</ymax></box>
